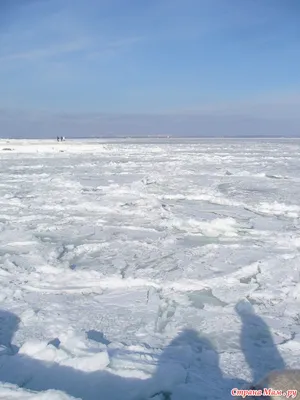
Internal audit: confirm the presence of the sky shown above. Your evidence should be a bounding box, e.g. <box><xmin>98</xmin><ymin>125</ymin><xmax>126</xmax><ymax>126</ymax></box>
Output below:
<box><xmin>0</xmin><ymin>0</ymin><xmax>300</xmax><ymax>138</ymax></box>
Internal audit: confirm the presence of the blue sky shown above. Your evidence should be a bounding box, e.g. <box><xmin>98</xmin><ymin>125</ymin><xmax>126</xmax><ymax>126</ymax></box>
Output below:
<box><xmin>0</xmin><ymin>0</ymin><xmax>300</xmax><ymax>137</ymax></box>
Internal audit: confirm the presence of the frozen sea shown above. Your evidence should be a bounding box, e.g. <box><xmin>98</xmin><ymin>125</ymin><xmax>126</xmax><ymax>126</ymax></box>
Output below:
<box><xmin>1</xmin><ymin>137</ymin><xmax>300</xmax><ymax>399</ymax></box>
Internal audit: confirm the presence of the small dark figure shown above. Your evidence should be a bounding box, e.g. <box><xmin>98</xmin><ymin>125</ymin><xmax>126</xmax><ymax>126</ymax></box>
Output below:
<box><xmin>57</xmin><ymin>136</ymin><xmax>59</xmax><ymax>142</ymax></box>
<box><xmin>60</xmin><ymin>136</ymin><xmax>63</xmax><ymax>142</ymax></box>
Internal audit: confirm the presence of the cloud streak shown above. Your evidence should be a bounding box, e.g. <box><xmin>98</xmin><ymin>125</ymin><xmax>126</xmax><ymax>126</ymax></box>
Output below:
<box><xmin>0</xmin><ymin>0</ymin><xmax>143</xmax><ymax>65</ymax></box>
<box><xmin>0</xmin><ymin>39</ymin><xmax>90</xmax><ymax>62</ymax></box>
<box><xmin>0</xmin><ymin>36</ymin><xmax>143</xmax><ymax>64</ymax></box>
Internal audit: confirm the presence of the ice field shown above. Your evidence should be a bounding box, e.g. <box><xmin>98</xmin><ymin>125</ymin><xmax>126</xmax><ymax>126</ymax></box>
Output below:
<box><xmin>1</xmin><ymin>138</ymin><xmax>300</xmax><ymax>399</ymax></box>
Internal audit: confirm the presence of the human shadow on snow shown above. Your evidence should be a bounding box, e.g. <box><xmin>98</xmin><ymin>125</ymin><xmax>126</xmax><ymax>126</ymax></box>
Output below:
<box><xmin>235</xmin><ymin>300</ymin><xmax>285</xmax><ymax>384</ymax></box>
<box><xmin>0</xmin><ymin>300</ymin><xmax>286</xmax><ymax>400</ymax></box>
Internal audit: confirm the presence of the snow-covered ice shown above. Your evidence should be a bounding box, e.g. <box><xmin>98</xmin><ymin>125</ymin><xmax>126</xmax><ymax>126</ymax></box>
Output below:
<box><xmin>1</xmin><ymin>137</ymin><xmax>300</xmax><ymax>399</ymax></box>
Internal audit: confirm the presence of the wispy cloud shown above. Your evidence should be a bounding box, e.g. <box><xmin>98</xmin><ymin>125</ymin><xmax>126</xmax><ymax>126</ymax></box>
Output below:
<box><xmin>86</xmin><ymin>36</ymin><xmax>144</xmax><ymax>61</ymax></box>
<box><xmin>0</xmin><ymin>1</ymin><xmax>143</xmax><ymax>66</ymax></box>
<box><xmin>0</xmin><ymin>38</ymin><xmax>90</xmax><ymax>62</ymax></box>
<box><xmin>0</xmin><ymin>31</ymin><xmax>143</xmax><ymax>64</ymax></box>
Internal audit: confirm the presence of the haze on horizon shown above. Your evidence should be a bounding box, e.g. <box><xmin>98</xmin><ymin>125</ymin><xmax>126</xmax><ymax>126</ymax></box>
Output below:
<box><xmin>1</xmin><ymin>0</ymin><xmax>299</xmax><ymax>138</ymax></box>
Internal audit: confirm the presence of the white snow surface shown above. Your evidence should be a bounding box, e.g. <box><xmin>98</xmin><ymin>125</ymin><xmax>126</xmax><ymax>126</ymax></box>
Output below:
<box><xmin>1</xmin><ymin>137</ymin><xmax>300</xmax><ymax>399</ymax></box>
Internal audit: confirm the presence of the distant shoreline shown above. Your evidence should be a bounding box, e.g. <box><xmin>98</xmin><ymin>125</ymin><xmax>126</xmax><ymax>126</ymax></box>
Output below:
<box><xmin>1</xmin><ymin>135</ymin><xmax>300</xmax><ymax>140</ymax></box>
